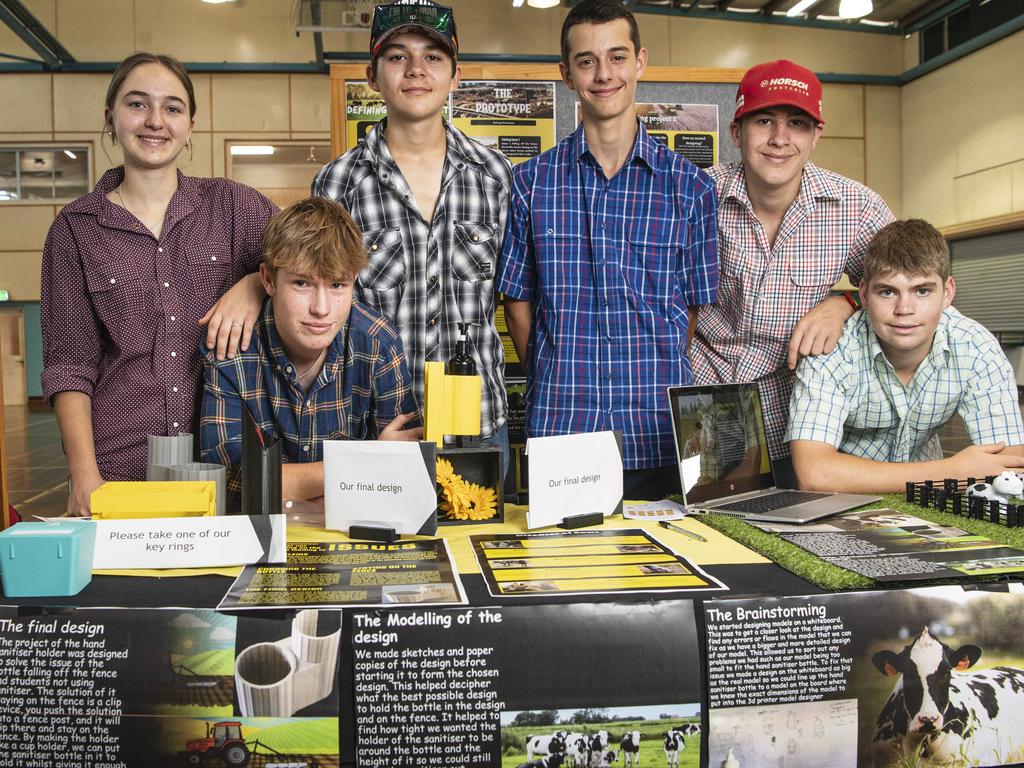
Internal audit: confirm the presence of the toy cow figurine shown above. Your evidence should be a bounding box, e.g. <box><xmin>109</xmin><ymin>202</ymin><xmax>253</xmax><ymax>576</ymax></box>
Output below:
<box><xmin>967</xmin><ymin>470</ymin><xmax>1024</xmax><ymax>503</ymax></box>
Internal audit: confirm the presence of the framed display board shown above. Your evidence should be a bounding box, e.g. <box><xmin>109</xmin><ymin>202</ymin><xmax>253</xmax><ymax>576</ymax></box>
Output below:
<box><xmin>329</xmin><ymin>63</ymin><xmax>745</xmax><ymax>168</ymax></box>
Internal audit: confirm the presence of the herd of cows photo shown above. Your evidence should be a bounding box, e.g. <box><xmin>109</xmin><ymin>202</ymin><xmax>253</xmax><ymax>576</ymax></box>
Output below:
<box><xmin>502</xmin><ymin>716</ymin><xmax>701</xmax><ymax>768</ymax></box>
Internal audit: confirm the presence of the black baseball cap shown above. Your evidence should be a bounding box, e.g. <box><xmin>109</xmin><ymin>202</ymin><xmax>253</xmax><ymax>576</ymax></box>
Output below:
<box><xmin>370</xmin><ymin>1</ymin><xmax>458</xmax><ymax>59</ymax></box>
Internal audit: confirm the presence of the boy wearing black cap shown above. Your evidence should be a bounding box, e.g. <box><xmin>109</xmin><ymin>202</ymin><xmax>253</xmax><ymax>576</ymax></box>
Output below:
<box><xmin>689</xmin><ymin>59</ymin><xmax>895</xmax><ymax>487</ymax></box>
<box><xmin>313</xmin><ymin>1</ymin><xmax>513</xmax><ymax>472</ymax></box>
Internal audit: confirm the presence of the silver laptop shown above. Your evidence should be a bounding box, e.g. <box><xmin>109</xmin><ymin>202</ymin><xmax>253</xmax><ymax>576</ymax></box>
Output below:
<box><xmin>667</xmin><ymin>383</ymin><xmax>879</xmax><ymax>523</ymax></box>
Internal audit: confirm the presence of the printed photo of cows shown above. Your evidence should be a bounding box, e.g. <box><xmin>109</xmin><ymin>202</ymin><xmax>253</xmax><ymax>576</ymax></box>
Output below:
<box><xmin>852</xmin><ymin>587</ymin><xmax>1024</xmax><ymax>767</ymax></box>
<box><xmin>500</xmin><ymin>705</ymin><xmax>700</xmax><ymax>768</ymax></box>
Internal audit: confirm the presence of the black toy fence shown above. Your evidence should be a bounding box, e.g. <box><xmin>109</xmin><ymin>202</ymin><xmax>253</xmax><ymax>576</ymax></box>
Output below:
<box><xmin>905</xmin><ymin>478</ymin><xmax>1024</xmax><ymax>528</ymax></box>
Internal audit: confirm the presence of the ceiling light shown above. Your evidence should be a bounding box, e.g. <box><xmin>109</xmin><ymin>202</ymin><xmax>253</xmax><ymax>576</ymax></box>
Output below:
<box><xmin>786</xmin><ymin>0</ymin><xmax>819</xmax><ymax>16</ymax></box>
<box><xmin>230</xmin><ymin>145</ymin><xmax>275</xmax><ymax>156</ymax></box>
<box><xmin>526</xmin><ymin>0</ymin><xmax>560</xmax><ymax>7</ymax></box>
<box><xmin>202</xmin><ymin>0</ymin><xmax>236</xmax><ymax>4</ymax></box>
<box><xmin>63</xmin><ymin>150</ymin><xmax>77</xmax><ymax>160</ymax></box>
<box><xmin>513</xmin><ymin>0</ymin><xmax>525</xmax><ymax>6</ymax></box>
<box><xmin>838</xmin><ymin>0</ymin><xmax>872</xmax><ymax>18</ymax></box>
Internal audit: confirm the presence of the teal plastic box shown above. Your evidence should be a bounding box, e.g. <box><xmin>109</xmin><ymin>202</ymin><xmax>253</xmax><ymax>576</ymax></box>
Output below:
<box><xmin>0</xmin><ymin>522</ymin><xmax>96</xmax><ymax>597</ymax></box>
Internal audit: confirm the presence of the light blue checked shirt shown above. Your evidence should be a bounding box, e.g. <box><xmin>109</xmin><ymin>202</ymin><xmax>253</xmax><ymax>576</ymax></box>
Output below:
<box><xmin>786</xmin><ymin>307</ymin><xmax>1024</xmax><ymax>461</ymax></box>
<box><xmin>498</xmin><ymin>122</ymin><xmax>718</xmax><ymax>469</ymax></box>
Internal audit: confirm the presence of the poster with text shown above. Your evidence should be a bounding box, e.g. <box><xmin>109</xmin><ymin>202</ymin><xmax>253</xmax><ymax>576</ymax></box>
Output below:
<box><xmin>705</xmin><ymin>584</ymin><xmax>1024</xmax><ymax>768</ymax></box>
<box><xmin>345</xmin><ymin>81</ymin><xmax>387</xmax><ymax>149</ymax></box>
<box><xmin>218</xmin><ymin>539</ymin><xmax>465</xmax><ymax>610</ymax></box>
<box><xmin>576</xmin><ymin>102</ymin><xmax>719</xmax><ymax>169</ymax></box>
<box><xmin>472</xmin><ymin>529</ymin><xmax>726</xmax><ymax>597</ymax></box>
<box><xmin>755</xmin><ymin>507</ymin><xmax>1024</xmax><ymax>582</ymax></box>
<box><xmin>0</xmin><ymin>607</ymin><xmax>340</xmax><ymax>768</ymax></box>
<box><xmin>452</xmin><ymin>81</ymin><xmax>556</xmax><ymax>164</ymax></box>
<box><xmin>350</xmin><ymin>600</ymin><xmax>702</xmax><ymax>768</ymax></box>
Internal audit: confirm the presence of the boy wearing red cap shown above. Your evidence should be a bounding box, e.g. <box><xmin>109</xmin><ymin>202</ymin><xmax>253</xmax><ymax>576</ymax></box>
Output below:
<box><xmin>689</xmin><ymin>59</ymin><xmax>894</xmax><ymax>487</ymax></box>
<box><xmin>312</xmin><ymin>1</ymin><xmax>513</xmax><ymax>474</ymax></box>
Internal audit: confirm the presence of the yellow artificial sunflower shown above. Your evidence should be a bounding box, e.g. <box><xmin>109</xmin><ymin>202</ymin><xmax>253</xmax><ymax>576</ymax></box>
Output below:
<box><xmin>463</xmin><ymin>482</ymin><xmax>498</xmax><ymax>521</ymax></box>
<box><xmin>440</xmin><ymin>478</ymin><xmax>472</xmax><ymax>519</ymax></box>
<box><xmin>435</xmin><ymin>457</ymin><xmax>456</xmax><ymax>486</ymax></box>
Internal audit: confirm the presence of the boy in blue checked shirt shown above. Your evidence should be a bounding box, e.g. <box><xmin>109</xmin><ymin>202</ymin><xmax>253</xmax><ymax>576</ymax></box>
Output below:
<box><xmin>787</xmin><ymin>219</ymin><xmax>1024</xmax><ymax>493</ymax></box>
<box><xmin>201</xmin><ymin>198</ymin><xmax>422</xmax><ymax>512</ymax></box>
<box><xmin>499</xmin><ymin>0</ymin><xmax>718</xmax><ymax>500</ymax></box>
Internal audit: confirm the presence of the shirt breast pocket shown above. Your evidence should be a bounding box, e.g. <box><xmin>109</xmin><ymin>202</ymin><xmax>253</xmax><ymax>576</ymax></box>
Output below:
<box><xmin>359</xmin><ymin>227</ymin><xmax>406</xmax><ymax>319</ymax></box>
<box><xmin>622</xmin><ymin>236</ymin><xmax>684</xmax><ymax>310</ymax></box>
<box><xmin>789</xmin><ymin>250</ymin><xmax>847</xmax><ymax>289</ymax></box>
<box><xmin>184</xmin><ymin>243</ymin><xmax>232</xmax><ymax>292</ymax></box>
<box><xmin>451</xmin><ymin>220</ymin><xmax>497</xmax><ymax>282</ymax></box>
<box><xmin>83</xmin><ymin>260</ymin><xmax>156</xmax><ymax>349</ymax></box>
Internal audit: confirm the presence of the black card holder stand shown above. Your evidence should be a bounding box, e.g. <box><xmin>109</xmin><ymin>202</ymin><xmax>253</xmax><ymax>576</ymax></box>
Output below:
<box><xmin>240</xmin><ymin>407</ymin><xmax>282</xmax><ymax>516</ymax></box>
<box><xmin>348</xmin><ymin>525</ymin><xmax>399</xmax><ymax>543</ymax></box>
<box><xmin>558</xmin><ymin>512</ymin><xmax>605</xmax><ymax>529</ymax></box>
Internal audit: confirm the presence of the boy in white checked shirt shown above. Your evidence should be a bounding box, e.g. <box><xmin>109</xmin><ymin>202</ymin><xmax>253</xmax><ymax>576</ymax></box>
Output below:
<box><xmin>787</xmin><ymin>219</ymin><xmax>1024</xmax><ymax>493</ymax></box>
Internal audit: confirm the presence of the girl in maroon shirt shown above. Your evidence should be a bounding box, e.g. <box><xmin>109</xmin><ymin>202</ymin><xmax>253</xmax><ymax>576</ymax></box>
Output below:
<box><xmin>41</xmin><ymin>53</ymin><xmax>276</xmax><ymax>514</ymax></box>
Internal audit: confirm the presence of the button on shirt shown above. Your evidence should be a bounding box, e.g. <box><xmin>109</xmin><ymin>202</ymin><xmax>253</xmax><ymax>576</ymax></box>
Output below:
<box><xmin>498</xmin><ymin>122</ymin><xmax>718</xmax><ymax>469</ymax></box>
<box><xmin>41</xmin><ymin>167</ymin><xmax>276</xmax><ymax>480</ymax></box>
<box><xmin>691</xmin><ymin>161</ymin><xmax>894</xmax><ymax>460</ymax></box>
<box><xmin>312</xmin><ymin>121</ymin><xmax>511</xmax><ymax>439</ymax></box>
<box><xmin>200</xmin><ymin>300</ymin><xmax>417</xmax><ymax>512</ymax></box>
<box><xmin>786</xmin><ymin>308</ymin><xmax>1024</xmax><ymax>461</ymax></box>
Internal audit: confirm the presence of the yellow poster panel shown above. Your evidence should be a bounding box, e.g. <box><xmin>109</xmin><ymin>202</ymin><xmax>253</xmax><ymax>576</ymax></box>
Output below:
<box><xmin>473</xmin><ymin>529</ymin><xmax>726</xmax><ymax>597</ymax></box>
<box><xmin>497</xmin><ymin>574</ymin><xmax>712</xmax><ymax>594</ymax></box>
<box><xmin>637</xmin><ymin>103</ymin><xmax>720</xmax><ymax>169</ymax></box>
<box><xmin>345</xmin><ymin>81</ymin><xmax>387</xmax><ymax>149</ymax></box>
<box><xmin>452</xmin><ymin>81</ymin><xmax>556</xmax><ymax>165</ymax></box>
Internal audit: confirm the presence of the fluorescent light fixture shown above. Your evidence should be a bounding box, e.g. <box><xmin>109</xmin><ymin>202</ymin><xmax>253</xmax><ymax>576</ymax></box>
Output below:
<box><xmin>63</xmin><ymin>150</ymin><xmax>77</xmax><ymax>160</ymax></box>
<box><xmin>230</xmin><ymin>145</ymin><xmax>275</xmax><ymax>156</ymax></box>
<box><xmin>786</xmin><ymin>0</ymin><xmax>818</xmax><ymax>16</ymax></box>
<box><xmin>838</xmin><ymin>0</ymin><xmax>872</xmax><ymax>18</ymax></box>
<box><xmin>526</xmin><ymin>0</ymin><xmax>560</xmax><ymax>7</ymax></box>
<box><xmin>513</xmin><ymin>0</ymin><xmax>525</xmax><ymax>6</ymax></box>
<box><xmin>202</xmin><ymin>0</ymin><xmax>236</xmax><ymax>4</ymax></box>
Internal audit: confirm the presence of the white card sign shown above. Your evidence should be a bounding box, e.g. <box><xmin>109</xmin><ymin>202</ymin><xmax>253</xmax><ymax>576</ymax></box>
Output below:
<box><xmin>526</xmin><ymin>431</ymin><xmax>623</xmax><ymax>529</ymax></box>
<box><xmin>323</xmin><ymin>441</ymin><xmax>437</xmax><ymax>535</ymax></box>
<box><xmin>92</xmin><ymin>515</ymin><xmax>286</xmax><ymax>569</ymax></box>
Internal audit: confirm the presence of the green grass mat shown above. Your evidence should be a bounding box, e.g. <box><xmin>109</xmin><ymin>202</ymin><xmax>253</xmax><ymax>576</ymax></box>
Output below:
<box><xmin>695</xmin><ymin>493</ymin><xmax>1024</xmax><ymax>592</ymax></box>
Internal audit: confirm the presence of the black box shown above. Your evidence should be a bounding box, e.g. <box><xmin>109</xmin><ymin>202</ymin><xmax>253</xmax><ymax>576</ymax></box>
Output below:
<box><xmin>436</xmin><ymin>445</ymin><xmax>504</xmax><ymax>525</ymax></box>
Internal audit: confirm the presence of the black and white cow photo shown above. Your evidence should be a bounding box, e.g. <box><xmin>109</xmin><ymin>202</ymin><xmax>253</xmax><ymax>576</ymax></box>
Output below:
<box><xmin>869</xmin><ymin>628</ymin><xmax>1024</xmax><ymax>767</ymax></box>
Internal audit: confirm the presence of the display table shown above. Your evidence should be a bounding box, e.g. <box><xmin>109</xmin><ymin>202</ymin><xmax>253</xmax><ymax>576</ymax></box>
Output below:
<box><xmin>2</xmin><ymin>504</ymin><xmax>1022</xmax><ymax>768</ymax></box>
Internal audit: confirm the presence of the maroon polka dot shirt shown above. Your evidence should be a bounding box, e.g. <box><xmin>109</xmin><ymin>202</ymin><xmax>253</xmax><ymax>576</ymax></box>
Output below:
<box><xmin>41</xmin><ymin>167</ymin><xmax>276</xmax><ymax>480</ymax></box>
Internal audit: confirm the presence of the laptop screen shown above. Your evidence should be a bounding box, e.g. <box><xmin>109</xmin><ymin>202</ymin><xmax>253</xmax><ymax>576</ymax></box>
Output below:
<box><xmin>667</xmin><ymin>383</ymin><xmax>774</xmax><ymax>503</ymax></box>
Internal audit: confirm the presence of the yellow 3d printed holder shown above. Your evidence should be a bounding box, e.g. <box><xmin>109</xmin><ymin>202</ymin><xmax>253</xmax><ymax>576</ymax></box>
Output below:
<box><xmin>91</xmin><ymin>481</ymin><xmax>217</xmax><ymax>520</ymax></box>
<box><xmin>423</xmin><ymin>360</ymin><xmax>481</xmax><ymax>447</ymax></box>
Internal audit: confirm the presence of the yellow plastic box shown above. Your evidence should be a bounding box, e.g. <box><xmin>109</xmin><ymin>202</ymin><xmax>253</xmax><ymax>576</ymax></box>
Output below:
<box><xmin>91</xmin><ymin>480</ymin><xmax>217</xmax><ymax>520</ymax></box>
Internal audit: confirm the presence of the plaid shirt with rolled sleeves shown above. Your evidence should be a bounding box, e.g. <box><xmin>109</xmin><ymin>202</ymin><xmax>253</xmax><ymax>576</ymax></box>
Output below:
<box><xmin>311</xmin><ymin>120</ymin><xmax>511</xmax><ymax>439</ymax></box>
<box><xmin>690</xmin><ymin>161</ymin><xmax>895</xmax><ymax>460</ymax></box>
<box><xmin>785</xmin><ymin>308</ymin><xmax>1024</xmax><ymax>461</ymax></box>
<box><xmin>498</xmin><ymin>122</ymin><xmax>719</xmax><ymax>470</ymax></box>
<box><xmin>200</xmin><ymin>300</ymin><xmax>418</xmax><ymax>512</ymax></box>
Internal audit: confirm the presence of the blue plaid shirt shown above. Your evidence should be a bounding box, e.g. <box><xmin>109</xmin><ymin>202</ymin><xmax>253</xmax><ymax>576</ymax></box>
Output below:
<box><xmin>200</xmin><ymin>300</ymin><xmax>417</xmax><ymax>511</ymax></box>
<box><xmin>498</xmin><ymin>122</ymin><xmax>718</xmax><ymax>469</ymax></box>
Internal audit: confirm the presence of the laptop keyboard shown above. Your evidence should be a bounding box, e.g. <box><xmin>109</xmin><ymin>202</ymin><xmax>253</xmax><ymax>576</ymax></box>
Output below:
<box><xmin>714</xmin><ymin>490</ymin><xmax>831</xmax><ymax>514</ymax></box>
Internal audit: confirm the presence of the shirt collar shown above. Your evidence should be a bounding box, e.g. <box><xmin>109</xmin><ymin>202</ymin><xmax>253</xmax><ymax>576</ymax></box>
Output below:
<box><xmin>360</xmin><ymin>118</ymin><xmax>488</xmax><ymax>178</ymax></box>
<box><xmin>721</xmin><ymin>160</ymin><xmax>842</xmax><ymax>208</ymax></box>
<box><xmin>86</xmin><ymin>167</ymin><xmax>199</xmax><ymax>230</ymax></box>
<box><xmin>572</xmin><ymin>119</ymin><xmax>660</xmax><ymax>176</ymax></box>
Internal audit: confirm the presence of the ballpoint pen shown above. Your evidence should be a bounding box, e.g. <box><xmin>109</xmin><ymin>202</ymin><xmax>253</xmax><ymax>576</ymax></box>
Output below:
<box><xmin>658</xmin><ymin>520</ymin><xmax>708</xmax><ymax>542</ymax></box>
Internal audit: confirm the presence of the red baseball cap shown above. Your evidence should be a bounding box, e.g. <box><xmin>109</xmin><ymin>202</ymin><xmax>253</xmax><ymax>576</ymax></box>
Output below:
<box><xmin>734</xmin><ymin>59</ymin><xmax>824</xmax><ymax>125</ymax></box>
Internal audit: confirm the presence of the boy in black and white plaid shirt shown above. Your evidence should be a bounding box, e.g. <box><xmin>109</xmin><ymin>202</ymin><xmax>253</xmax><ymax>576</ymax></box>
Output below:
<box><xmin>312</xmin><ymin>0</ymin><xmax>512</xmax><ymax>475</ymax></box>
